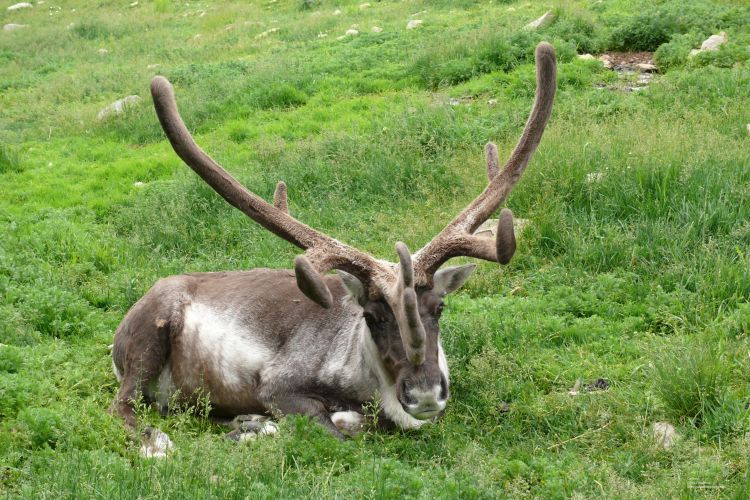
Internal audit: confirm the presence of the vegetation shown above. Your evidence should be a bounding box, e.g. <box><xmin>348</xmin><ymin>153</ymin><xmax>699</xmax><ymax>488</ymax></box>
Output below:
<box><xmin>1</xmin><ymin>0</ymin><xmax>750</xmax><ymax>497</ymax></box>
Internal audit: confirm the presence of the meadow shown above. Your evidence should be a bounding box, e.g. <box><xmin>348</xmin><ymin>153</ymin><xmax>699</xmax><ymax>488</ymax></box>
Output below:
<box><xmin>2</xmin><ymin>0</ymin><xmax>750</xmax><ymax>497</ymax></box>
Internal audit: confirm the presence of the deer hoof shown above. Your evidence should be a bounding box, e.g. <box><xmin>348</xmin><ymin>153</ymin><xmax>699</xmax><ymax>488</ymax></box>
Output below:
<box><xmin>140</xmin><ymin>427</ymin><xmax>174</xmax><ymax>458</ymax></box>
<box><xmin>330</xmin><ymin>411</ymin><xmax>365</xmax><ymax>436</ymax></box>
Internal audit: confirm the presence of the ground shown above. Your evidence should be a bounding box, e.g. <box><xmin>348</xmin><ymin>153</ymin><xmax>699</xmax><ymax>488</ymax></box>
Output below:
<box><xmin>1</xmin><ymin>0</ymin><xmax>750</xmax><ymax>498</ymax></box>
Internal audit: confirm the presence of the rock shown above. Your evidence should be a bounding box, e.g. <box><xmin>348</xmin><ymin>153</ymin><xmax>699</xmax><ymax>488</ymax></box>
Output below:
<box><xmin>147</xmin><ymin>63</ymin><xmax>160</xmax><ymax>69</ymax></box>
<box><xmin>359</xmin><ymin>2</ymin><xmax>370</xmax><ymax>8</ymax></box>
<box><xmin>333</xmin><ymin>8</ymin><xmax>341</xmax><ymax>15</ymax></box>
<box><xmin>586</xmin><ymin>172</ymin><xmax>604</xmax><ymax>183</ymax></box>
<box><xmin>96</xmin><ymin>95</ymin><xmax>141</xmax><ymax>121</ymax></box>
<box><xmin>577</xmin><ymin>53</ymin><xmax>596</xmax><ymax>61</ymax></box>
<box><xmin>371</xmin><ymin>26</ymin><xmax>382</xmax><ymax>33</ymax></box>
<box><xmin>636</xmin><ymin>63</ymin><xmax>657</xmax><ymax>73</ymax></box>
<box><xmin>345</xmin><ymin>28</ymin><xmax>358</xmax><ymax>36</ymax></box>
<box><xmin>690</xmin><ymin>32</ymin><xmax>728</xmax><ymax>58</ymax></box>
<box><xmin>487</xmin><ymin>98</ymin><xmax>497</xmax><ymax>106</ymax></box>
<box><xmin>97</xmin><ymin>48</ymin><xmax>109</xmax><ymax>55</ymax></box>
<box><xmin>7</xmin><ymin>2</ymin><xmax>32</xmax><ymax>10</ymax></box>
<box><xmin>701</xmin><ymin>32</ymin><xmax>727</xmax><ymax>51</ymax></box>
<box><xmin>406</xmin><ymin>19</ymin><xmax>422</xmax><ymax>29</ymax></box>
<box><xmin>3</xmin><ymin>23</ymin><xmax>28</xmax><ymax>32</ymax></box>
<box><xmin>317</xmin><ymin>32</ymin><xmax>328</xmax><ymax>38</ymax></box>
<box><xmin>133</xmin><ymin>181</ymin><xmax>145</xmax><ymax>188</ymax></box>
<box><xmin>525</xmin><ymin>10</ymin><xmax>555</xmax><ymax>30</ymax></box>
<box><xmin>599</xmin><ymin>54</ymin><xmax>613</xmax><ymax>69</ymax></box>
<box><xmin>653</xmin><ymin>422</ymin><xmax>678</xmax><ymax>449</ymax></box>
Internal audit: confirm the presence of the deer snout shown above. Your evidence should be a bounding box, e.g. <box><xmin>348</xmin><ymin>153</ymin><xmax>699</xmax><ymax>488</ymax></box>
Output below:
<box><xmin>403</xmin><ymin>382</ymin><xmax>447</xmax><ymax>420</ymax></box>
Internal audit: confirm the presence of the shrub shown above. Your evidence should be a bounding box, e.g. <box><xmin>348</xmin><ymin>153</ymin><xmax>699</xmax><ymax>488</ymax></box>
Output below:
<box><xmin>654</xmin><ymin>32</ymin><xmax>703</xmax><ymax>69</ymax></box>
<box><xmin>18</xmin><ymin>408</ymin><xmax>62</xmax><ymax>449</ymax></box>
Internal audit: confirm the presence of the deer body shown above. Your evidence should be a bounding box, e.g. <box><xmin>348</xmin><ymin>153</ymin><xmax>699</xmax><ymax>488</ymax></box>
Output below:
<box><xmin>111</xmin><ymin>43</ymin><xmax>557</xmax><ymax>455</ymax></box>
<box><xmin>113</xmin><ymin>270</ymin><xmax>436</xmax><ymax>434</ymax></box>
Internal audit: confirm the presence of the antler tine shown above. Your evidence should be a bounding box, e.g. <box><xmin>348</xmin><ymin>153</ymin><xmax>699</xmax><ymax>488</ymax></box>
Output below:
<box><xmin>485</xmin><ymin>142</ymin><xmax>499</xmax><ymax>181</ymax></box>
<box><xmin>412</xmin><ymin>42</ymin><xmax>556</xmax><ymax>283</ymax></box>
<box><xmin>273</xmin><ymin>181</ymin><xmax>289</xmax><ymax>213</ymax></box>
<box><xmin>388</xmin><ymin>242</ymin><xmax>425</xmax><ymax>366</ymax></box>
<box><xmin>150</xmin><ymin>76</ymin><xmax>389</xmax><ymax>306</ymax></box>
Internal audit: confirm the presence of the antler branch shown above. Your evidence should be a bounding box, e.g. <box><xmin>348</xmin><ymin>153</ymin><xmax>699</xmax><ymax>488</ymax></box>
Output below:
<box><xmin>412</xmin><ymin>42</ymin><xmax>556</xmax><ymax>283</ymax></box>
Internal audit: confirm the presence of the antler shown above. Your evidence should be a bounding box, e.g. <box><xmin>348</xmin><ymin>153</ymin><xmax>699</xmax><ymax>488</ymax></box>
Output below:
<box><xmin>150</xmin><ymin>76</ymin><xmax>427</xmax><ymax>365</ymax></box>
<box><xmin>412</xmin><ymin>42</ymin><xmax>557</xmax><ymax>284</ymax></box>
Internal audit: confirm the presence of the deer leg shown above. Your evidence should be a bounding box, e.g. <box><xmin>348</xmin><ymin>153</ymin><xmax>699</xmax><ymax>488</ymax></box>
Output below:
<box><xmin>267</xmin><ymin>395</ymin><xmax>345</xmax><ymax>439</ymax></box>
<box><xmin>111</xmin><ymin>316</ymin><xmax>173</xmax><ymax>457</ymax></box>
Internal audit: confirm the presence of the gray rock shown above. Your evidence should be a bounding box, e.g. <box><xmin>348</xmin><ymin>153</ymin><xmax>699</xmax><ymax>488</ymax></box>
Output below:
<box><xmin>690</xmin><ymin>32</ymin><xmax>727</xmax><ymax>57</ymax></box>
<box><xmin>599</xmin><ymin>54</ymin><xmax>614</xmax><ymax>69</ymax></box>
<box><xmin>406</xmin><ymin>19</ymin><xmax>422</xmax><ymax>29</ymax></box>
<box><xmin>525</xmin><ymin>10</ymin><xmax>555</xmax><ymax>30</ymax></box>
<box><xmin>96</xmin><ymin>95</ymin><xmax>141</xmax><ymax>121</ymax></box>
<box><xmin>7</xmin><ymin>2</ymin><xmax>32</xmax><ymax>11</ymax></box>
<box><xmin>3</xmin><ymin>23</ymin><xmax>28</xmax><ymax>32</ymax></box>
<box><xmin>653</xmin><ymin>422</ymin><xmax>679</xmax><ymax>449</ymax></box>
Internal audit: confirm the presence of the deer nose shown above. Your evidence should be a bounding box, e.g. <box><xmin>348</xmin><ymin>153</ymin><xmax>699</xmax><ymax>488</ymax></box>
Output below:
<box><xmin>405</xmin><ymin>384</ymin><xmax>447</xmax><ymax>419</ymax></box>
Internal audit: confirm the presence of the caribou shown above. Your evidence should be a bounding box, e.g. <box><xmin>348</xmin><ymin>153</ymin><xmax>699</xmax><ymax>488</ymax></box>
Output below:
<box><xmin>112</xmin><ymin>42</ymin><xmax>556</xmax><ymax>456</ymax></box>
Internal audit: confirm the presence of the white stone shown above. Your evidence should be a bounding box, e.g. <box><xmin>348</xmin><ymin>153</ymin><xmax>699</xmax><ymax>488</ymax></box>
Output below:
<box><xmin>96</xmin><ymin>95</ymin><xmax>141</xmax><ymax>121</ymax></box>
<box><xmin>577</xmin><ymin>53</ymin><xmax>596</xmax><ymax>61</ymax></box>
<box><xmin>255</xmin><ymin>27</ymin><xmax>279</xmax><ymax>39</ymax></box>
<box><xmin>7</xmin><ymin>2</ymin><xmax>32</xmax><ymax>10</ymax></box>
<box><xmin>3</xmin><ymin>23</ymin><xmax>27</xmax><ymax>32</ymax></box>
<box><xmin>333</xmin><ymin>8</ymin><xmax>341</xmax><ymax>15</ymax></box>
<box><xmin>636</xmin><ymin>63</ymin><xmax>657</xmax><ymax>73</ymax></box>
<box><xmin>371</xmin><ymin>26</ymin><xmax>382</xmax><ymax>33</ymax></box>
<box><xmin>133</xmin><ymin>181</ymin><xmax>145</xmax><ymax>188</ymax></box>
<box><xmin>525</xmin><ymin>10</ymin><xmax>555</xmax><ymax>30</ymax></box>
<box><xmin>317</xmin><ymin>32</ymin><xmax>328</xmax><ymax>38</ymax></box>
<box><xmin>147</xmin><ymin>63</ymin><xmax>160</xmax><ymax>69</ymax></box>
<box><xmin>406</xmin><ymin>19</ymin><xmax>422</xmax><ymax>29</ymax></box>
<box><xmin>97</xmin><ymin>48</ymin><xmax>109</xmax><ymax>55</ymax></box>
<box><xmin>129</xmin><ymin>1</ymin><xmax>138</xmax><ymax>6</ymax></box>
<box><xmin>345</xmin><ymin>28</ymin><xmax>358</xmax><ymax>36</ymax></box>
<box><xmin>487</xmin><ymin>98</ymin><xmax>497</xmax><ymax>106</ymax></box>
<box><xmin>653</xmin><ymin>422</ymin><xmax>678</xmax><ymax>449</ymax></box>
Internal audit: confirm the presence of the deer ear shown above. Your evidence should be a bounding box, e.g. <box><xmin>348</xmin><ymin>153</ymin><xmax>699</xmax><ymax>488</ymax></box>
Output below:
<box><xmin>337</xmin><ymin>270</ymin><xmax>367</xmax><ymax>306</ymax></box>
<box><xmin>432</xmin><ymin>264</ymin><xmax>476</xmax><ymax>297</ymax></box>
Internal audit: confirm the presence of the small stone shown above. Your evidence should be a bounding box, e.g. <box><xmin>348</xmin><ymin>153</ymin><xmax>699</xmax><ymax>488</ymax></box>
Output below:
<box><xmin>599</xmin><ymin>55</ymin><xmax>613</xmax><ymax>69</ymax></box>
<box><xmin>371</xmin><ymin>26</ymin><xmax>382</xmax><ymax>33</ymax></box>
<box><xmin>487</xmin><ymin>98</ymin><xmax>497</xmax><ymax>106</ymax></box>
<box><xmin>333</xmin><ymin>8</ymin><xmax>341</xmax><ymax>15</ymax></box>
<box><xmin>653</xmin><ymin>422</ymin><xmax>678</xmax><ymax>449</ymax></box>
<box><xmin>97</xmin><ymin>48</ymin><xmax>109</xmax><ymax>55</ymax></box>
<box><xmin>317</xmin><ymin>32</ymin><xmax>328</xmax><ymax>38</ymax></box>
<box><xmin>255</xmin><ymin>27</ymin><xmax>279</xmax><ymax>39</ymax></box>
<box><xmin>7</xmin><ymin>2</ymin><xmax>32</xmax><ymax>10</ymax></box>
<box><xmin>3</xmin><ymin>23</ymin><xmax>28</xmax><ymax>32</ymax></box>
<box><xmin>345</xmin><ymin>28</ymin><xmax>358</xmax><ymax>36</ymax></box>
<box><xmin>359</xmin><ymin>2</ymin><xmax>370</xmax><ymax>8</ymax></box>
<box><xmin>636</xmin><ymin>63</ymin><xmax>657</xmax><ymax>73</ymax></box>
<box><xmin>525</xmin><ymin>10</ymin><xmax>555</xmax><ymax>30</ymax></box>
<box><xmin>406</xmin><ymin>19</ymin><xmax>422</xmax><ymax>29</ymax></box>
<box><xmin>577</xmin><ymin>53</ymin><xmax>596</xmax><ymax>61</ymax></box>
<box><xmin>133</xmin><ymin>181</ymin><xmax>145</xmax><ymax>188</ymax></box>
<box><xmin>147</xmin><ymin>63</ymin><xmax>160</xmax><ymax>69</ymax></box>
<box><xmin>586</xmin><ymin>172</ymin><xmax>604</xmax><ymax>183</ymax></box>
<box><xmin>96</xmin><ymin>95</ymin><xmax>141</xmax><ymax>121</ymax></box>
<box><xmin>129</xmin><ymin>1</ymin><xmax>138</xmax><ymax>6</ymax></box>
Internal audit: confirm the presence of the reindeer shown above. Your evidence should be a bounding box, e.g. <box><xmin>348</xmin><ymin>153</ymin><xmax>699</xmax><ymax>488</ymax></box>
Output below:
<box><xmin>112</xmin><ymin>42</ymin><xmax>556</xmax><ymax>456</ymax></box>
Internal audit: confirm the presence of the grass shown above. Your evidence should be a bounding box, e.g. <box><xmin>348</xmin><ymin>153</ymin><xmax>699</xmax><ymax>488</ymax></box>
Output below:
<box><xmin>2</xmin><ymin>0</ymin><xmax>750</xmax><ymax>497</ymax></box>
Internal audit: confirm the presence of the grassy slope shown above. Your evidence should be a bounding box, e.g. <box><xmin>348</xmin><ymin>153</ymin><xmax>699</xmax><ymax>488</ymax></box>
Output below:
<box><xmin>2</xmin><ymin>0</ymin><xmax>750</xmax><ymax>497</ymax></box>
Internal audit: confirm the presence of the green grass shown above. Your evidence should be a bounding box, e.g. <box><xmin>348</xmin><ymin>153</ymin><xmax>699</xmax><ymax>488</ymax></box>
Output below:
<box><xmin>2</xmin><ymin>0</ymin><xmax>750</xmax><ymax>497</ymax></box>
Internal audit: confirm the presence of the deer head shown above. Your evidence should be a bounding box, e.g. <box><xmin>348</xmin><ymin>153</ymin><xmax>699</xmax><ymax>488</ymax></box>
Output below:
<box><xmin>149</xmin><ymin>42</ymin><xmax>556</xmax><ymax>421</ymax></box>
